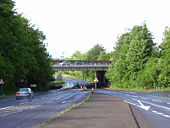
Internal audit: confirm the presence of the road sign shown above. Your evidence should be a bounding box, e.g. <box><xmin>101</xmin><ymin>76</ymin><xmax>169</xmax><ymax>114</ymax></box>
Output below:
<box><xmin>30</xmin><ymin>84</ymin><xmax>37</xmax><ymax>87</ymax></box>
<box><xmin>93</xmin><ymin>76</ymin><xmax>99</xmax><ymax>83</ymax></box>
<box><xmin>0</xmin><ymin>79</ymin><xmax>4</xmax><ymax>85</ymax></box>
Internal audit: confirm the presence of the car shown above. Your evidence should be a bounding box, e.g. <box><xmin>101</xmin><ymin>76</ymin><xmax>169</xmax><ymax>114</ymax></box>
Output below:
<box><xmin>59</xmin><ymin>61</ymin><xmax>71</xmax><ymax>66</ymax></box>
<box><xmin>74</xmin><ymin>61</ymin><xmax>83</xmax><ymax>65</ymax></box>
<box><xmin>48</xmin><ymin>84</ymin><xmax>63</xmax><ymax>89</ymax></box>
<box><xmin>16</xmin><ymin>88</ymin><xmax>33</xmax><ymax>100</ymax></box>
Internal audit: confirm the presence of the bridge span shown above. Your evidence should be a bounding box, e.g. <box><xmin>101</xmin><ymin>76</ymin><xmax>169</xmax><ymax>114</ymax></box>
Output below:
<box><xmin>51</xmin><ymin>60</ymin><xmax>111</xmax><ymax>71</ymax></box>
<box><xmin>51</xmin><ymin>60</ymin><xmax>111</xmax><ymax>87</ymax></box>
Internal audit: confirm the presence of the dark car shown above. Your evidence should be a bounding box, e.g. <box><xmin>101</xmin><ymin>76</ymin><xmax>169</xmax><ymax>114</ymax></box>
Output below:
<box><xmin>74</xmin><ymin>61</ymin><xmax>83</xmax><ymax>65</ymax></box>
<box><xmin>48</xmin><ymin>84</ymin><xmax>63</xmax><ymax>89</ymax></box>
<box><xmin>16</xmin><ymin>88</ymin><xmax>33</xmax><ymax>100</ymax></box>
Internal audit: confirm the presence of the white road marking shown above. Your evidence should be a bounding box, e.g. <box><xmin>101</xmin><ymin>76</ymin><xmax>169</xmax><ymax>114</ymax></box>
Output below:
<box><xmin>132</xmin><ymin>98</ymin><xmax>137</xmax><ymax>101</ymax></box>
<box><xmin>124</xmin><ymin>100</ymin><xmax>136</xmax><ymax>106</ymax></box>
<box><xmin>137</xmin><ymin>100</ymin><xmax>150</xmax><ymax>110</ymax></box>
<box><xmin>132</xmin><ymin>96</ymin><xmax>138</xmax><ymax>98</ymax></box>
<box><xmin>0</xmin><ymin>110</ymin><xmax>23</xmax><ymax>118</ymax></box>
<box><xmin>167</xmin><ymin>103</ymin><xmax>170</xmax><ymax>105</ymax></box>
<box><xmin>142</xmin><ymin>101</ymin><xmax>170</xmax><ymax>110</ymax></box>
<box><xmin>62</xmin><ymin>101</ymin><xmax>67</xmax><ymax>104</ymax></box>
<box><xmin>140</xmin><ymin>97</ymin><xmax>148</xmax><ymax>100</ymax></box>
<box><xmin>152</xmin><ymin>111</ymin><xmax>170</xmax><ymax>118</ymax></box>
<box><xmin>129</xmin><ymin>92</ymin><xmax>137</xmax><ymax>94</ymax></box>
<box><xmin>19</xmin><ymin>102</ymin><xmax>29</xmax><ymax>105</ymax></box>
<box><xmin>0</xmin><ymin>106</ymin><xmax>14</xmax><ymax>110</ymax></box>
<box><xmin>152</xmin><ymin>100</ymin><xmax>162</xmax><ymax>103</ymax></box>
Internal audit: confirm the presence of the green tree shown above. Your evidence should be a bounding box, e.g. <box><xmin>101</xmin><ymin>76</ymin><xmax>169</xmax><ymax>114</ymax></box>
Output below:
<box><xmin>86</xmin><ymin>44</ymin><xmax>106</xmax><ymax>60</ymax></box>
<box><xmin>158</xmin><ymin>27</ymin><xmax>170</xmax><ymax>87</ymax></box>
<box><xmin>126</xmin><ymin>24</ymin><xmax>155</xmax><ymax>88</ymax></box>
<box><xmin>0</xmin><ymin>0</ymin><xmax>54</xmax><ymax>93</ymax></box>
<box><xmin>106</xmin><ymin>24</ymin><xmax>155</xmax><ymax>89</ymax></box>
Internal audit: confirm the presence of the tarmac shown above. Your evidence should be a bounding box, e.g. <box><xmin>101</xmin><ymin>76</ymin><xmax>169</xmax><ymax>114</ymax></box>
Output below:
<box><xmin>40</xmin><ymin>92</ymin><xmax>149</xmax><ymax>128</ymax></box>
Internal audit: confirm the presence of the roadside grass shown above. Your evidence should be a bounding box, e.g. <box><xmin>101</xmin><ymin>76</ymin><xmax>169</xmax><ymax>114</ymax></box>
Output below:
<box><xmin>38</xmin><ymin>92</ymin><xmax>92</xmax><ymax>128</ymax></box>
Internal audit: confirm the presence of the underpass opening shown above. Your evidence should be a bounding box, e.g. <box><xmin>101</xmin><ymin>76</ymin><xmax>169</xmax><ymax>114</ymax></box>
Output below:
<box><xmin>96</xmin><ymin>71</ymin><xmax>108</xmax><ymax>88</ymax></box>
<box><xmin>51</xmin><ymin>60</ymin><xmax>111</xmax><ymax>89</ymax></box>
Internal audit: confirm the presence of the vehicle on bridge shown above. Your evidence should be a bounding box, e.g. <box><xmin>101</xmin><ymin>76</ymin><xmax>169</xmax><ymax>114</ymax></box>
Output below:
<box><xmin>59</xmin><ymin>61</ymin><xmax>71</xmax><ymax>66</ymax></box>
<box><xmin>74</xmin><ymin>61</ymin><xmax>83</xmax><ymax>65</ymax></box>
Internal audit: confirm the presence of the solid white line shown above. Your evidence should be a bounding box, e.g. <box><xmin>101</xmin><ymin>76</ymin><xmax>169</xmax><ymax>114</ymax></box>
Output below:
<box><xmin>0</xmin><ymin>106</ymin><xmax>14</xmax><ymax>110</ymax></box>
<box><xmin>124</xmin><ymin>100</ymin><xmax>136</xmax><ymax>106</ymax></box>
<box><xmin>142</xmin><ymin>101</ymin><xmax>170</xmax><ymax>110</ymax></box>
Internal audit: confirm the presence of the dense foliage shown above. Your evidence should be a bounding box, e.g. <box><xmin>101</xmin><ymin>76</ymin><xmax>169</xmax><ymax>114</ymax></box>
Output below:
<box><xmin>0</xmin><ymin>0</ymin><xmax>54</xmax><ymax>94</ymax></box>
<box><xmin>106</xmin><ymin>24</ymin><xmax>170</xmax><ymax>89</ymax></box>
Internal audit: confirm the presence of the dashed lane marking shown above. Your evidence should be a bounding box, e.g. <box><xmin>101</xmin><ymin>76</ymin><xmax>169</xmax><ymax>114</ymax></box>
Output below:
<box><xmin>140</xmin><ymin>97</ymin><xmax>148</xmax><ymax>100</ymax></box>
<box><xmin>152</xmin><ymin>111</ymin><xmax>170</xmax><ymax>118</ymax></box>
<box><xmin>132</xmin><ymin>96</ymin><xmax>138</xmax><ymax>98</ymax></box>
<box><xmin>152</xmin><ymin>100</ymin><xmax>162</xmax><ymax>103</ymax></box>
<box><xmin>62</xmin><ymin>101</ymin><xmax>67</xmax><ymax>104</ymax></box>
<box><xmin>19</xmin><ymin>102</ymin><xmax>29</xmax><ymax>105</ymax></box>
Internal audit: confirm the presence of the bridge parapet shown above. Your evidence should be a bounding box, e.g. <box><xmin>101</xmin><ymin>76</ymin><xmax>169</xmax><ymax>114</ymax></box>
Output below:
<box><xmin>51</xmin><ymin>60</ymin><xmax>111</xmax><ymax>71</ymax></box>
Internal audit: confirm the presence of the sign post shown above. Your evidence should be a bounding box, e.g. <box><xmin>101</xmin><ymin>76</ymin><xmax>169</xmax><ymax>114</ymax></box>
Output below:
<box><xmin>93</xmin><ymin>74</ymin><xmax>99</xmax><ymax>90</ymax></box>
<box><xmin>0</xmin><ymin>79</ymin><xmax>4</xmax><ymax>95</ymax></box>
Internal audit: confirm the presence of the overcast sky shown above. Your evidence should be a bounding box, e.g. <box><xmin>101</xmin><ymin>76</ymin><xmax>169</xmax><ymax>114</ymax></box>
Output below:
<box><xmin>14</xmin><ymin>0</ymin><xmax>170</xmax><ymax>58</ymax></box>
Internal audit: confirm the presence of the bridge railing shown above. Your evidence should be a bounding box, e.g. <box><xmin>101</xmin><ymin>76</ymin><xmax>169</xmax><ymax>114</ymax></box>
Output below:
<box><xmin>51</xmin><ymin>60</ymin><xmax>111</xmax><ymax>67</ymax></box>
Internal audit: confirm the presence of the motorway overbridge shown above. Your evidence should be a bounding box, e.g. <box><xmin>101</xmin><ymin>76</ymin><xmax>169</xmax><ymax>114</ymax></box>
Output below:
<box><xmin>51</xmin><ymin>60</ymin><xmax>112</xmax><ymax>87</ymax></box>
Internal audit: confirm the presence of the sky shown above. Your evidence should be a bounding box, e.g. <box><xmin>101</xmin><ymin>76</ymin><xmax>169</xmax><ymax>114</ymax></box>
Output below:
<box><xmin>14</xmin><ymin>0</ymin><xmax>170</xmax><ymax>58</ymax></box>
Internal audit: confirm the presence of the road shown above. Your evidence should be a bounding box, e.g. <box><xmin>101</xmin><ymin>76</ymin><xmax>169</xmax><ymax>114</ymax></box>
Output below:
<box><xmin>0</xmin><ymin>82</ymin><xmax>170</xmax><ymax>128</ymax></box>
<box><xmin>97</xmin><ymin>89</ymin><xmax>170</xmax><ymax>128</ymax></box>
<box><xmin>0</xmin><ymin>90</ymin><xmax>89</xmax><ymax>128</ymax></box>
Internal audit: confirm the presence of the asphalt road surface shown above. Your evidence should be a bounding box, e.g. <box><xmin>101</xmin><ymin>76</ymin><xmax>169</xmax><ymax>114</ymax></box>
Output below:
<box><xmin>0</xmin><ymin>84</ymin><xmax>169</xmax><ymax>128</ymax></box>
<box><xmin>98</xmin><ymin>89</ymin><xmax>170</xmax><ymax>128</ymax></box>
<box><xmin>0</xmin><ymin>90</ymin><xmax>89</xmax><ymax>128</ymax></box>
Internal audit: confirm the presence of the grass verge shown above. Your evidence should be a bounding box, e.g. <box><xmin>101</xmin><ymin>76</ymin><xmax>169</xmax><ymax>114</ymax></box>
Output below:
<box><xmin>38</xmin><ymin>92</ymin><xmax>92</xmax><ymax>128</ymax></box>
